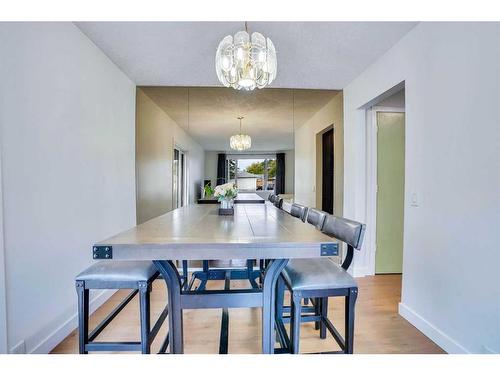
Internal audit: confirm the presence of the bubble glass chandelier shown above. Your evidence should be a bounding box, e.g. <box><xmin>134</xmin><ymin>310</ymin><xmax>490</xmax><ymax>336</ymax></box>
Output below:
<box><xmin>230</xmin><ymin>116</ymin><xmax>251</xmax><ymax>151</ymax></box>
<box><xmin>216</xmin><ymin>22</ymin><xmax>277</xmax><ymax>91</ymax></box>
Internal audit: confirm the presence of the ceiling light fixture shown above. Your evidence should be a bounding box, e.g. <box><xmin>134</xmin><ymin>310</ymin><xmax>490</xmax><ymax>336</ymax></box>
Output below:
<box><xmin>216</xmin><ymin>22</ymin><xmax>277</xmax><ymax>91</ymax></box>
<box><xmin>230</xmin><ymin>116</ymin><xmax>251</xmax><ymax>151</ymax></box>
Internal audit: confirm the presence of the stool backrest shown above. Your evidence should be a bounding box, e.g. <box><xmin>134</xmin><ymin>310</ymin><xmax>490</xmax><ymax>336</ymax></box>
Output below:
<box><xmin>322</xmin><ymin>215</ymin><xmax>366</xmax><ymax>270</ymax></box>
<box><xmin>306</xmin><ymin>208</ymin><xmax>328</xmax><ymax>230</ymax></box>
<box><xmin>274</xmin><ymin>197</ymin><xmax>283</xmax><ymax>209</ymax></box>
<box><xmin>281</xmin><ymin>201</ymin><xmax>292</xmax><ymax>214</ymax></box>
<box><xmin>322</xmin><ymin>215</ymin><xmax>366</xmax><ymax>250</ymax></box>
<box><xmin>290</xmin><ymin>203</ymin><xmax>308</xmax><ymax>222</ymax></box>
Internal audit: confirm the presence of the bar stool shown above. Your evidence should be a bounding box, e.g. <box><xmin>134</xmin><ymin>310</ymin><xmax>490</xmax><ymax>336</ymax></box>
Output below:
<box><xmin>305</xmin><ymin>208</ymin><xmax>328</xmax><ymax>230</ymax></box>
<box><xmin>281</xmin><ymin>201</ymin><xmax>293</xmax><ymax>214</ymax></box>
<box><xmin>276</xmin><ymin>215</ymin><xmax>366</xmax><ymax>354</ymax></box>
<box><xmin>290</xmin><ymin>203</ymin><xmax>308</xmax><ymax>222</ymax></box>
<box><xmin>274</xmin><ymin>197</ymin><xmax>283</xmax><ymax>209</ymax></box>
<box><xmin>75</xmin><ymin>261</ymin><xmax>168</xmax><ymax>354</ymax></box>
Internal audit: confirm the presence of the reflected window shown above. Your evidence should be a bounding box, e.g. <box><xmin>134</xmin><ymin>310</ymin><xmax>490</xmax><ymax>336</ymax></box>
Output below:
<box><xmin>226</xmin><ymin>157</ymin><xmax>276</xmax><ymax>192</ymax></box>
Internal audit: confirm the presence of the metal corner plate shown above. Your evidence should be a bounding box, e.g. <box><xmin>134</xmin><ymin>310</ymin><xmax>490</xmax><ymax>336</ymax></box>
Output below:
<box><xmin>93</xmin><ymin>245</ymin><xmax>112</xmax><ymax>259</ymax></box>
<box><xmin>320</xmin><ymin>243</ymin><xmax>338</xmax><ymax>256</ymax></box>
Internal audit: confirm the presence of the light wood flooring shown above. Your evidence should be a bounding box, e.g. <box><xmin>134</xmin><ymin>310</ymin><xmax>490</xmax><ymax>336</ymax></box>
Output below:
<box><xmin>51</xmin><ymin>274</ymin><xmax>444</xmax><ymax>354</ymax></box>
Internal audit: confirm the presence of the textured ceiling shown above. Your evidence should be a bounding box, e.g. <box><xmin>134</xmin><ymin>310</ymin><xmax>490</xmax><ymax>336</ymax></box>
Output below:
<box><xmin>76</xmin><ymin>22</ymin><xmax>417</xmax><ymax>89</ymax></box>
<box><xmin>141</xmin><ymin>87</ymin><xmax>338</xmax><ymax>151</ymax></box>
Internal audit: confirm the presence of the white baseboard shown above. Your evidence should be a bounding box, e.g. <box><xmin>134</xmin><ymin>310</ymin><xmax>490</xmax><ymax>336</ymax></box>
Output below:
<box><xmin>352</xmin><ymin>265</ymin><xmax>369</xmax><ymax>278</ymax></box>
<box><xmin>398</xmin><ymin>302</ymin><xmax>469</xmax><ymax>354</ymax></box>
<box><xmin>10</xmin><ymin>289</ymin><xmax>116</xmax><ymax>354</ymax></box>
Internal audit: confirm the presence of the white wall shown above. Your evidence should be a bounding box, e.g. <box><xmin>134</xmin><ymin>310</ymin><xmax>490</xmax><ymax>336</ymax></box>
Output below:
<box><xmin>0</xmin><ymin>23</ymin><xmax>137</xmax><ymax>353</ymax></box>
<box><xmin>378</xmin><ymin>89</ymin><xmax>405</xmax><ymax>108</ymax></box>
<box><xmin>204</xmin><ymin>151</ymin><xmax>219</xmax><ymax>187</ymax></box>
<box><xmin>0</xmin><ymin>151</ymin><xmax>7</xmax><ymax>353</ymax></box>
<box><xmin>284</xmin><ymin>149</ymin><xmax>295</xmax><ymax>194</ymax></box>
<box><xmin>295</xmin><ymin>92</ymin><xmax>343</xmax><ymax>214</ymax></box>
<box><xmin>136</xmin><ymin>89</ymin><xmax>205</xmax><ymax>224</ymax></box>
<box><xmin>343</xmin><ymin>22</ymin><xmax>500</xmax><ymax>353</ymax></box>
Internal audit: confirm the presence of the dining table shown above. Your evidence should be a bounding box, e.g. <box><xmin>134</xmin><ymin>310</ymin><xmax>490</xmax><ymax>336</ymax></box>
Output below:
<box><xmin>197</xmin><ymin>192</ymin><xmax>265</xmax><ymax>204</ymax></box>
<box><xmin>92</xmin><ymin>203</ymin><xmax>339</xmax><ymax>354</ymax></box>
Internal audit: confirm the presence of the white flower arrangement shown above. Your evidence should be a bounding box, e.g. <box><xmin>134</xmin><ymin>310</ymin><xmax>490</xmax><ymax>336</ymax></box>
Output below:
<box><xmin>214</xmin><ymin>182</ymin><xmax>238</xmax><ymax>201</ymax></box>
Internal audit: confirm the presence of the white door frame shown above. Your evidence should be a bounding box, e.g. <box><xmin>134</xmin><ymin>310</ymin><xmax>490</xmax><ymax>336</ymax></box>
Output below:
<box><xmin>365</xmin><ymin>106</ymin><xmax>405</xmax><ymax>276</ymax></box>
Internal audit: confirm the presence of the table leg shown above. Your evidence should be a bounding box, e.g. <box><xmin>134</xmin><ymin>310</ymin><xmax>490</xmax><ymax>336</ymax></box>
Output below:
<box><xmin>153</xmin><ymin>260</ymin><xmax>184</xmax><ymax>354</ymax></box>
<box><xmin>182</xmin><ymin>260</ymin><xmax>189</xmax><ymax>291</ymax></box>
<box><xmin>261</xmin><ymin>258</ymin><xmax>288</xmax><ymax>354</ymax></box>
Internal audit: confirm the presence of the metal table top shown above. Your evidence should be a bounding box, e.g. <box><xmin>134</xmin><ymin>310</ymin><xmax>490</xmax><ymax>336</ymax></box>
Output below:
<box><xmin>94</xmin><ymin>203</ymin><xmax>338</xmax><ymax>261</ymax></box>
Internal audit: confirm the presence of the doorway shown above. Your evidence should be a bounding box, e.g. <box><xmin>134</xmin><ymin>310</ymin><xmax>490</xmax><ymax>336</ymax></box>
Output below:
<box><xmin>322</xmin><ymin>128</ymin><xmax>334</xmax><ymax>214</ymax></box>
<box><xmin>375</xmin><ymin>111</ymin><xmax>405</xmax><ymax>274</ymax></box>
<box><xmin>173</xmin><ymin>147</ymin><xmax>187</xmax><ymax>209</ymax></box>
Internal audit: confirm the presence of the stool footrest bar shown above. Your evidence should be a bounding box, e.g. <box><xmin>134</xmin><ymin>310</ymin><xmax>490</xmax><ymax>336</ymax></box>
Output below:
<box><xmin>88</xmin><ymin>289</ymin><xmax>138</xmax><ymax>342</ymax></box>
<box><xmin>85</xmin><ymin>342</ymin><xmax>142</xmax><ymax>352</ymax></box>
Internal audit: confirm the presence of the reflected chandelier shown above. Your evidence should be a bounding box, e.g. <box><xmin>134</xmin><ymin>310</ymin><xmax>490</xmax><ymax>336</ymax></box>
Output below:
<box><xmin>230</xmin><ymin>117</ymin><xmax>251</xmax><ymax>151</ymax></box>
<box><xmin>216</xmin><ymin>22</ymin><xmax>277</xmax><ymax>91</ymax></box>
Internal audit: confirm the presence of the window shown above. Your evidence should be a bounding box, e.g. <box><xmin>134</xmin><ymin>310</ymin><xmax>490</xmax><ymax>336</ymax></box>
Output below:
<box><xmin>226</xmin><ymin>156</ymin><xmax>276</xmax><ymax>192</ymax></box>
<box><xmin>173</xmin><ymin>148</ymin><xmax>187</xmax><ymax>208</ymax></box>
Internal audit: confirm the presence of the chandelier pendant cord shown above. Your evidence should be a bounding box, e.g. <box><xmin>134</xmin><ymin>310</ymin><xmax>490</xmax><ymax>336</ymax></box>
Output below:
<box><xmin>238</xmin><ymin>116</ymin><xmax>243</xmax><ymax>135</ymax></box>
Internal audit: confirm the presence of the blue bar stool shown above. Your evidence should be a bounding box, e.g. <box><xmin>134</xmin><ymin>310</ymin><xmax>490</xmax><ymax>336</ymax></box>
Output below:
<box><xmin>274</xmin><ymin>197</ymin><xmax>284</xmax><ymax>209</ymax></box>
<box><xmin>290</xmin><ymin>203</ymin><xmax>308</xmax><ymax>222</ymax></box>
<box><xmin>305</xmin><ymin>208</ymin><xmax>328</xmax><ymax>230</ymax></box>
<box><xmin>276</xmin><ymin>215</ymin><xmax>366</xmax><ymax>354</ymax></box>
<box><xmin>75</xmin><ymin>261</ymin><xmax>168</xmax><ymax>354</ymax></box>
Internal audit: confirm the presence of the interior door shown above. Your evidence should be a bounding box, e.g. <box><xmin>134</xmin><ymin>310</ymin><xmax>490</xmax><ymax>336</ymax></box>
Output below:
<box><xmin>322</xmin><ymin>128</ymin><xmax>334</xmax><ymax>214</ymax></box>
<box><xmin>375</xmin><ymin>112</ymin><xmax>405</xmax><ymax>274</ymax></box>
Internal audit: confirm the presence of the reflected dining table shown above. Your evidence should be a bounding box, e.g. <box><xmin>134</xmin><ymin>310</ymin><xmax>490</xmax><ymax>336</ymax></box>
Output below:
<box><xmin>197</xmin><ymin>192</ymin><xmax>265</xmax><ymax>204</ymax></box>
<box><xmin>92</xmin><ymin>203</ymin><xmax>339</xmax><ymax>354</ymax></box>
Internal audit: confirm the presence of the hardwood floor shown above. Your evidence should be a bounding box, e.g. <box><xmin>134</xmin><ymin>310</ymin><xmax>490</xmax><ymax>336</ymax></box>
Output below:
<box><xmin>51</xmin><ymin>274</ymin><xmax>444</xmax><ymax>354</ymax></box>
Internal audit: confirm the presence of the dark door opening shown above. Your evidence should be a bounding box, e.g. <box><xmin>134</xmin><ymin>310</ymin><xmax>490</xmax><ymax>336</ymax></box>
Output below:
<box><xmin>322</xmin><ymin>128</ymin><xmax>334</xmax><ymax>214</ymax></box>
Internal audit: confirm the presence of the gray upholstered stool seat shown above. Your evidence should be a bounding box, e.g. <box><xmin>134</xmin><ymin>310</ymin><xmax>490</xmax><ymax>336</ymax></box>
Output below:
<box><xmin>282</xmin><ymin>259</ymin><xmax>357</xmax><ymax>291</ymax></box>
<box><xmin>76</xmin><ymin>261</ymin><xmax>157</xmax><ymax>283</ymax></box>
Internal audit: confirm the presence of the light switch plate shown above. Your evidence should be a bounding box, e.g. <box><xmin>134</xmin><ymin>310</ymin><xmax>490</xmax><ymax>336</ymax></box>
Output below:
<box><xmin>410</xmin><ymin>192</ymin><xmax>419</xmax><ymax>207</ymax></box>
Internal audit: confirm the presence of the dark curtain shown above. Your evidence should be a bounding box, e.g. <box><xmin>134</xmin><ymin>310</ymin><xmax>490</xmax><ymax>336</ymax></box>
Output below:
<box><xmin>216</xmin><ymin>153</ymin><xmax>227</xmax><ymax>186</ymax></box>
<box><xmin>275</xmin><ymin>153</ymin><xmax>286</xmax><ymax>194</ymax></box>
